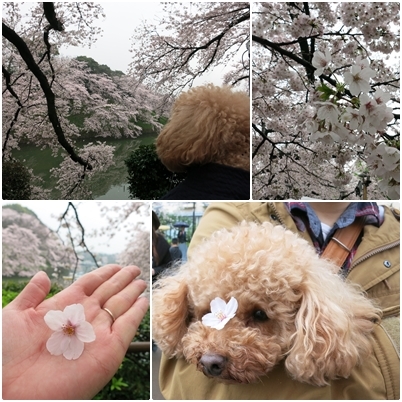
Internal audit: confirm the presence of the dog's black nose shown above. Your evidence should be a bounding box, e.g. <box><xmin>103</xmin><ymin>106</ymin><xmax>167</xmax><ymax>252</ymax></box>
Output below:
<box><xmin>200</xmin><ymin>354</ymin><xmax>227</xmax><ymax>377</ymax></box>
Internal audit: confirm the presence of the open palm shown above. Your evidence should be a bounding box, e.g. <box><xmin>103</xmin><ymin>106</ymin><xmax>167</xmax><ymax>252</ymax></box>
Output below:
<box><xmin>2</xmin><ymin>264</ymin><xmax>149</xmax><ymax>400</ymax></box>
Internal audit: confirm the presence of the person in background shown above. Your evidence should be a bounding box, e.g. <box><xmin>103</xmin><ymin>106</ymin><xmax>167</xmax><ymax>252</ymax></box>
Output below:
<box><xmin>169</xmin><ymin>238</ymin><xmax>182</xmax><ymax>265</ymax></box>
<box><xmin>152</xmin><ymin>211</ymin><xmax>172</xmax><ymax>283</ymax></box>
<box><xmin>177</xmin><ymin>226</ymin><xmax>188</xmax><ymax>262</ymax></box>
<box><xmin>158</xmin><ymin>201</ymin><xmax>400</xmax><ymax>400</ymax></box>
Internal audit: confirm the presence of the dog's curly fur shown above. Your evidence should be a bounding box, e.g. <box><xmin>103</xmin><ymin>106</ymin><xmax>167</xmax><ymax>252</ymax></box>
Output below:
<box><xmin>156</xmin><ymin>84</ymin><xmax>250</xmax><ymax>172</ymax></box>
<box><xmin>152</xmin><ymin>221</ymin><xmax>382</xmax><ymax>386</ymax></box>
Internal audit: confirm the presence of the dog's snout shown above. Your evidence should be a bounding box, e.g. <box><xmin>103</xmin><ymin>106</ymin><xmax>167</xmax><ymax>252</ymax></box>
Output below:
<box><xmin>200</xmin><ymin>354</ymin><xmax>227</xmax><ymax>377</ymax></box>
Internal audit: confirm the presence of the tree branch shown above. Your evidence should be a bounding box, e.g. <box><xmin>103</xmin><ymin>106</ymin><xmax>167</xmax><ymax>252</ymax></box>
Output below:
<box><xmin>57</xmin><ymin>202</ymin><xmax>100</xmax><ymax>282</ymax></box>
<box><xmin>2</xmin><ymin>21</ymin><xmax>92</xmax><ymax>170</ymax></box>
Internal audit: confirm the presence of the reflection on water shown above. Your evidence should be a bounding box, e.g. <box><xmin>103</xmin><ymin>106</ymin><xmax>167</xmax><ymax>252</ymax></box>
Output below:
<box><xmin>96</xmin><ymin>183</ymin><xmax>131</xmax><ymax>200</ymax></box>
<box><xmin>12</xmin><ymin>133</ymin><xmax>156</xmax><ymax>200</ymax></box>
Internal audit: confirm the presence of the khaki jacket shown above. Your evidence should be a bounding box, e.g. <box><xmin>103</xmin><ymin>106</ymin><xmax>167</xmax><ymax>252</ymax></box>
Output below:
<box><xmin>159</xmin><ymin>202</ymin><xmax>400</xmax><ymax>399</ymax></box>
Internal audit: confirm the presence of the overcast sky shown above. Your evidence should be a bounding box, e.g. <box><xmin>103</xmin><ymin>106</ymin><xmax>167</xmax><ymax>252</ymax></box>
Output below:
<box><xmin>59</xmin><ymin>2</ymin><xmax>228</xmax><ymax>86</ymax></box>
<box><xmin>60</xmin><ymin>2</ymin><xmax>161</xmax><ymax>74</ymax></box>
<box><xmin>2</xmin><ymin>201</ymin><xmax>150</xmax><ymax>254</ymax></box>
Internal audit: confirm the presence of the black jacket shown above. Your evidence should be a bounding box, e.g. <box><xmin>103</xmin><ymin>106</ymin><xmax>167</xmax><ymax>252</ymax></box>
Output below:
<box><xmin>160</xmin><ymin>163</ymin><xmax>250</xmax><ymax>200</ymax></box>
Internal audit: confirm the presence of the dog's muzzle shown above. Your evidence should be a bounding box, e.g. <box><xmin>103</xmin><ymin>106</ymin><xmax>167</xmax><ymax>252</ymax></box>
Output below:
<box><xmin>199</xmin><ymin>353</ymin><xmax>227</xmax><ymax>377</ymax></box>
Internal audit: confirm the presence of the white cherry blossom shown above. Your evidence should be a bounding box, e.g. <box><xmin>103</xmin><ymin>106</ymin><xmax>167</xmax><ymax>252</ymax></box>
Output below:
<box><xmin>202</xmin><ymin>297</ymin><xmax>238</xmax><ymax>330</ymax></box>
<box><xmin>316</xmin><ymin>101</ymin><xmax>339</xmax><ymax>124</ymax></box>
<box><xmin>312</xmin><ymin>49</ymin><xmax>332</xmax><ymax>76</ymax></box>
<box><xmin>341</xmin><ymin>107</ymin><xmax>362</xmax><ymax>130</ymax></box>
<box><xmin>344</xmin><ymin>65</ymin><xmax>376</xmax><ymax>96</ymax></box>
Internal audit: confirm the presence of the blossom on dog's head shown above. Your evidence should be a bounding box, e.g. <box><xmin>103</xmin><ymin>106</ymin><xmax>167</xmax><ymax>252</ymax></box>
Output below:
<box><xmin>44</xmin><ymin>303</ymin><xmax>96</xmax><ymax>360</ymax></box>
<box><xmin>202</xmin><ymin>297</ymin><xmax>238</xmax><ymax>330</ymax></box>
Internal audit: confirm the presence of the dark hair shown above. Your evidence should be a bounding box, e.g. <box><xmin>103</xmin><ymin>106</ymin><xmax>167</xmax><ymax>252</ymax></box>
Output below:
<box><xmin>171</xmin><ymin>238</ymin><xmax>178</xmax><ymax>245</ymax></box>
<box><xmin>152</xmin><ymin>211</ymin><xmax>160</xmax><ymax>230</ymax></box>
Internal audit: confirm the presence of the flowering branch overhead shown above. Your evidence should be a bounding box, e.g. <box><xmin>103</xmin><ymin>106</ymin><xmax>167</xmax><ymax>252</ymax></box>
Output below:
<box><xmin>2</xmin><ymin>2</ymin><xmax>163</xmax><ymax>199</ymax></box>
<box><xmin>2</xmin><ymin>22</ymin><xmax>92</xmax><ymax>171</ymax></box>
<box><xmin>253</xmin><ymin>2</ymin><xmax>400</xmax><ymax>200</ymax></box>
<box><xmin>130</xmin><ymin>2</ymin><xmax>250</xmax><ymax>98</ymax></box>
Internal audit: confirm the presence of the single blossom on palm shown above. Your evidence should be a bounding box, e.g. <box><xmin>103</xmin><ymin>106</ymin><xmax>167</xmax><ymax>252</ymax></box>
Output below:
<box><xmin>44</xmin><ymin>303</ymin><xmax>96</xmax><ymax>360</ymax></box>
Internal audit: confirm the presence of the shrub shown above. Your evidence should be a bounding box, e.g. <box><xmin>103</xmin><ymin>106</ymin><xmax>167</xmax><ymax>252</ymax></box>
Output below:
<box><xmin>125</xmin><ymin>144</ymin><xmax>186</xmax><ymax>200</ymax></box>
<box><xmin>2</xmin><ymin>159</ymin><xmax>32</xmax><ymax>200</ymax></box>
<box><xmin>2</xmin><ymin>278</ymin><xmax>64</xmax><ymax>307</ymax></box>
<box><xmin>93</xmin><ymin>309</ymin><xmax>150</xmax><ymax>400</ymax></box>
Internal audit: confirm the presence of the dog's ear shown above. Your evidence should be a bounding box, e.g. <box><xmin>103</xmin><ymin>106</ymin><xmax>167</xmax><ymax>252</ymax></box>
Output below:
<box><xmin>285</xmin><ymin>262</ymin><xmax>381</xmax><ymax>386</ymax></box>
<box><xmin>152</xmin><ymin>274</ymin><xmax>192</xmax><ymax>358</ymax></box>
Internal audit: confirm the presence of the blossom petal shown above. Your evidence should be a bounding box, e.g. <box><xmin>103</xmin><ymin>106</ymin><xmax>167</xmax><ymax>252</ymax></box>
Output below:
<box><xmin>202</xmin><ymin>297</ymin><xmax>238</xmax><ymax>329</ymax></box>
<box><xmin>75</xmin><ymin>321</ymin><xmax>96</xmax><ymax>342</ymax></box>
<box><xmin>63</xmin><ymin>303</ymin><xmax>86</xmax><ymax>324</ymax></box>
<box><xmin>226</xmin><ymin>297</ymin><xmax>238</xmax><ymax>317</ymax></box>
<box><xmin>63</xmin><ymin>336</ymin><xmax>85</xmax><ymax>360</ymax></box>
<box><xmin>44</xmin><ymin>310</ymin><xmax>66</xmax><ymax>331</ymax></box>
<box><xmin>210</xmin><ymin>297</ymin><xmax>227</xmax><ymax>313</ymax></box>
<box><xmin>46</xmin><ymin>330</ymin><xmax>68</xmax><ymax>356</ymax></box>
<box><xmin>214</xmin><ymin>318</ymin><xmax>231</xmax><ymax>330</ymax></box>
<box><xmin>202</xmin><ymin>313</ymin><xmax>221</xmax><ymax>327</ymax></box>
<box><xmin>44</xmin><ymin>304</ymin><xmax>95</xmax><ymax>360</ymax></box>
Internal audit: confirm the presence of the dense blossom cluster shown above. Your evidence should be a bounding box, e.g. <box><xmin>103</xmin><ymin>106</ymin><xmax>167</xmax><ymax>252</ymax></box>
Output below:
<box><xmin>253</xmin><ymin>2</ymin><xmax>400</xmax><ymax>199</ymax></box>
<box><xmin>130</xmin><ymin>2</ymin><xmax>250</xmax><ymax>98</ymax></box>
<box><xmin>2</xmin><ymin>208</ymin><xmax>75</xmax><ymax>277</ymax></box>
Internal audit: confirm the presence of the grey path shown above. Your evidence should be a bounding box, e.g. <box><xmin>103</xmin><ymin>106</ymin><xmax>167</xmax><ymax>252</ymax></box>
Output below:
<box><xmin>152</xmin><ymin>346</ymin><xmax>165</xmax><ymax>400</ymax></box>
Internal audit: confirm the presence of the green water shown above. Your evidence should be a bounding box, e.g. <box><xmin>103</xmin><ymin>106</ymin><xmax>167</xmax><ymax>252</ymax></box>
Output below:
<box><xmin>12</xmin><ymin>133</ymin><xmax>156</xmax><ymax>200</ymax></box>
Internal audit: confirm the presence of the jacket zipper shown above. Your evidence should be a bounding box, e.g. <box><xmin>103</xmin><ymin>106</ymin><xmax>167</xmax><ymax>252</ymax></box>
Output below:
<box><xmin>269</xmin><ymin>202</ymin><xmax>286</xmax><ymax>226</ymax></box>
<box><xmin>346</xmin><ymin>239</ymin><xmax>400</xmax><ymax>278</ymax></box>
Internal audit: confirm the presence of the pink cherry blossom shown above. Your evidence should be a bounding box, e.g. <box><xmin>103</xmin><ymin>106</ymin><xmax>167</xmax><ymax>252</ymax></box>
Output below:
<box><xmin>359</xmin><ymin>93</ymin><xmax>378</xmax><ymax>117</ymax></box>
<box><xmin>373</xmin><ymin>88</ymin><xmax>391</xmax><ymax>105</ymax></box>
<box><xmin>44</xmin><ymin>304</ymin><xmax>96</xmax><ymax>360</ymax></box>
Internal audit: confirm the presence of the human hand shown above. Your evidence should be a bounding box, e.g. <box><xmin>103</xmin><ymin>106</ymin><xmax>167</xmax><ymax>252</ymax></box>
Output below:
<box><xmin>2</xmin><ymin>264</ymin><xmax>149</xmax><ymax>400</ymax></box>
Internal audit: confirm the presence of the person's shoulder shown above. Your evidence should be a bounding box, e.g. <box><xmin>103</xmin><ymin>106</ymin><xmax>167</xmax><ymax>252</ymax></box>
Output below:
<box><xmin>385</xmin><ymin>205</ymin><xmax>400</xmax><ymax>222</ymax></box>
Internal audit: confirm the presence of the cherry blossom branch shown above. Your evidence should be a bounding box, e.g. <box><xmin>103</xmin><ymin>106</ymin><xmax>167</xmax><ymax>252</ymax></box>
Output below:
<box><xmin>57</xmin><ymin>202</ymin><xmax>100</xmax><ymax>282</ymax></box>
<box><xmin>2</xmin><ymin>21</ymin><xmax>93</xmax><ymax>171</ymax></box>
<box><xmin>2</xmin><ymin>65</ymin><xmax>24</xmax><ymax>156</ymax></box>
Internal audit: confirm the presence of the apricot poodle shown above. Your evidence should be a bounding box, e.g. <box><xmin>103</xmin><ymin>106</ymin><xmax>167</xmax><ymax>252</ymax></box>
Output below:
<box><xmin>152</xmin><ymin>221</ymin><xmax>381</xmax><ymax>386</ymax></box>
<box><xmin>156</xmin><ymin>84</ymin><xmax>250</xmax><ymax>173</ymax></box>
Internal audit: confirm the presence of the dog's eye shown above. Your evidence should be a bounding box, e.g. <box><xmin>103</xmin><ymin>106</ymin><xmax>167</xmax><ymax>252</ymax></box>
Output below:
<box><xmin>252</xmin><ymin>310</ymin><xmax>269</xmax><ymax>322</ymax></box>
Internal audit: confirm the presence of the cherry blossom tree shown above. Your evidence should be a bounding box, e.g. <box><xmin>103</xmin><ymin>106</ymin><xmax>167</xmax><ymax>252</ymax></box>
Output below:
<box><xmin>129</xmin><ymin>2</ymin><xmax>250</xmax><ymax>101</ymax></box>
<box><xmin>2</xmin><ymin>2</ymin><xmax>161</xmax><ymax>199</ymax></box>
<box><xmin>252</xmin><ymin>2</ymin><xmax>400</xmax><ymax>200</ymax></box>
<box><xmin>2</xmin><ymin>202</ymin><xmax>150</xmax><ymax>285</ymax></box>
<box><xmin>2</xmin><ymin>207</ymin><xmax>75</xmax><ymax>278</ymax></box>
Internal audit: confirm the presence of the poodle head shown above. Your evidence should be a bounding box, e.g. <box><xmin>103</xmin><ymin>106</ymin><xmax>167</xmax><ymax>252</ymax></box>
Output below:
<box><xmin>152</xmin><ymin>221</ymin><xmax>381</xmax><ymax>386</ymax></box>
<box><xmin>155</xmin><ymin>84</ymin><xmax>250</xmax><ymax>172</ymax></box>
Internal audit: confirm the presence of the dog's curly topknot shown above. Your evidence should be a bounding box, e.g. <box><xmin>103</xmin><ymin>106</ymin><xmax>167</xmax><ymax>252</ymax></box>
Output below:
<box><xmin>156</xmin><ymin>84</ymin><xmax>250</xmax><ymax>172</ymax></box>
